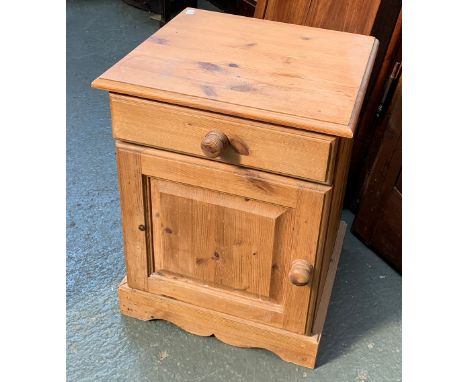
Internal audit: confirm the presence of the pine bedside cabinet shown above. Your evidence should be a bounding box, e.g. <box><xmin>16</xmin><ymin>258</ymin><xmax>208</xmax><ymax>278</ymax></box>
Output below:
<box><xmin>92</xmin><ymin>8</ymin><xmax>377</xmax><ymax>368</ymax></box>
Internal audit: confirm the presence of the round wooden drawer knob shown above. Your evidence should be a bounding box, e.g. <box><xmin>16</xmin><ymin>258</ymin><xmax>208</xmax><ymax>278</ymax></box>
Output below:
<box><xmin>288</xmin><ymin>260</ymin><xmax>313</xmax><ymax>286</ymax></box>
<box><xmin>201</xmin><ymin>130</ymin><xmax>229</xmax><ymax>158</ymax></box>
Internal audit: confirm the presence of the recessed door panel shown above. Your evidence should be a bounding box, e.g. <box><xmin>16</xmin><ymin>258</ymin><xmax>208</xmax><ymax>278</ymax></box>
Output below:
<box><xmin>152</xmin><ymin>179</ymin><xmax>288</xmax><ymax>298</ymax></box>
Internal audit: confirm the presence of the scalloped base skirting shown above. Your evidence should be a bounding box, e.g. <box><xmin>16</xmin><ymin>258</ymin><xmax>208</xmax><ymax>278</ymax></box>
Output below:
<box><xmin>119</xmin><ymin>281</ymin><xmax>320</xmax><ymax>367</ymax></box>
<box><xmin>118</xmin><ymin>221</ymin><xmax>346</xmax><ymax>368</ymax></box>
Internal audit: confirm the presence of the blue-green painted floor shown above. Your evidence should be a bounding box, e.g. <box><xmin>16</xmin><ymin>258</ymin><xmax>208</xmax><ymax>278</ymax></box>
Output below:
<box><xmin>66</xmin><ymin>1</ymin><xmax>402</xmax><ymax>380</ymax></box>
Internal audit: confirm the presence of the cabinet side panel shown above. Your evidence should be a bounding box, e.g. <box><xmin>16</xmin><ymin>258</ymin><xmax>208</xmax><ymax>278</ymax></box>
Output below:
<box><xmin>311</xmin><ymin>138</ymin><xmax>353</xmax><ymax>333</ymax></box>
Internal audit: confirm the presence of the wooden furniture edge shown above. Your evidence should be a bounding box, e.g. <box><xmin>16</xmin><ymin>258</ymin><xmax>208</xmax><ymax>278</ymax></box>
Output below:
<box><xmin>311</xmin><ymin>220</ymin><xmax>346</xmax><ymax>337</ymax></box>
<box><xmin>117</xmin><ymin>221</ymin><xmax>346</xmax><ymax>368</ymax></box>
<box><xmin>254</xmin><ymin>0</ymin><xmax>268</xmax><ymax>18</ymax></box>
<box><xmin>348</xmin><ymin>38</ymin><xmax>380</xmax><ymax>135</ymax></box>
<box><xmin>92</xmin><ymin>79</ymin><xmax>354</xmax><ymax>138</ymax></box>
<box><xmin>309</xmin><ymin>138</ymin><xmax>352</xmax><ymax>330</ymax></box>
<box><xmin>116</xmin><ymin>140</ymin><xmax>332</xmax><ymax>194</ymax></box>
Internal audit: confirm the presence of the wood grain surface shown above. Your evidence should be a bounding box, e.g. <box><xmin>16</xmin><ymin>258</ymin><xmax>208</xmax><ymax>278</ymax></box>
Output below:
<box><xmin>256</xmin><ymin>0</ymin><xmax>381</xmax><ymax>35</ymax></box>
<box><xmin>93</xmin><ymin>9</ymin><xmax>377</xmax><ymax>137</ymax></box>
<box><xmin>151</xmin><ymin>179</ymin><xmax>285</xmax><ymax>298</ymax></box>
<box><xmin>109</xmin><ymin>93</ymin><xmax>337</xmax><ymax>183</ymax></box>
<box><xmin>116</xmin><ymin>141</ymin><xmax>332</xmax><ymax>334</ymax></box>
<box><xmin>312</xmin><ymin>221</ymin><xmax>346</xmax><ymax>336</ymax></box>
<box><xmin>116</xmin><ymin>146</ymin><xmax>149</xmax><ymax>291</ymax></box>
<box><xmin>311</xmin><ymin>138</ymin><xmax>354</xmax><ymax>330</ymax></box>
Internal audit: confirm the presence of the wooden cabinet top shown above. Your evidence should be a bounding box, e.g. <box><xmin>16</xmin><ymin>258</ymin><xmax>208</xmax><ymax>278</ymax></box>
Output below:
<box><xmin>92</xmin><ymin>9</ymin><xmax>378</xmax><ymax>137</ymax></box>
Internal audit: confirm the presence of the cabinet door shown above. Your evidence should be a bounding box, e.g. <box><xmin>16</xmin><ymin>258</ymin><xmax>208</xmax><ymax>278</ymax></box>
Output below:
<box><xmin>116</xmin><ymin>142</ymin><xmax>331</xmax><ymax>334</ymax></box>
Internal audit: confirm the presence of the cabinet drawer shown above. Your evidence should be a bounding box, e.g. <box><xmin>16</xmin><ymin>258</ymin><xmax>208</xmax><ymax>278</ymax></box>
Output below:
<box><xmin>110</xmin><ymin>94</ymin><xmax>337</xmax><ymax>183</ymax></box>
<box><xmin>116</xmin><ymin>141</ymin><xmax>332</xmax><ymax>334</ymax></box>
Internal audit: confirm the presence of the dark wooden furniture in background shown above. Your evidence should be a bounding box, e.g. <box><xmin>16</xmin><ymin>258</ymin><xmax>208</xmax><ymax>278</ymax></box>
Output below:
<box><xmin>161</xmin><ymin>0</ymin><xmax>197</xmax><ymax>24</ymax></box>
<box><xmin>123</xmin><ymin>0</ymin><xmax>196</xmax><ymax>24</ymax></box>
<box><xmin>347</xmin><ymin>10</ymin><xmax>401</xmax><ymax>210</ymax></box>
<box><xmin>123</xmin><ymin>0</ymin><xmax>256</xmax><ymax>22</ymax></box>
<box><xmin>352</xmin><ymin>78</ymin><xmax>402</xmax><ymax>272</ymax></box>
<box><xmin>255</xmin><ymin>0</ymin><xmax>381</xmax><ymax>34</ymax></box>
<box><xmin>208</xmin><ymin>0</ymin><xmax>256</xmax><ymax>16</ymax></box>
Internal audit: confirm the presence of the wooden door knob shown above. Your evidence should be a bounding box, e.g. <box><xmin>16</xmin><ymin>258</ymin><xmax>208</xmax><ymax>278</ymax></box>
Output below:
<box><xmin>201</xmin><ymin>130</ymin><xmax>229</xmax><ymax>158</ymax></box>
<box><xmin>288</xmin><ymin>260</ymin><xmax>312</xmax><ymax>286</ymax></box>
